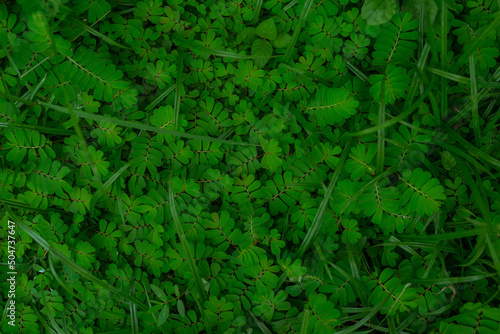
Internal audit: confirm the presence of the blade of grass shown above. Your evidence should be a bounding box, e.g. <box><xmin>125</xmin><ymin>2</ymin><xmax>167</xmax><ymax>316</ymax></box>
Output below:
<box><xmin>469</xmin><ymin>53</ymin><xmax>480</xmax><ymax>146</ymax></box>
<box><xmin>89</xmin><ymin>157</ymin><xmax>140</xmax><ymax>212</ymax></box>
<box><xmin>394</xmin><ymin>227</ymin><xmax>486</xmax><ymax>242</ymax></box>
<box><xmin>344</xmin><ymin>58</ymin><xmax>370</xmax><ymax>82</ymax></box>
<box><xmin>168</xmin><ymin>177</ymin><xmax>207</xmax><ymax>304</ymax></box>
<box><xmin>48</xmin><ymin>253</ymin><xmax>79</xmax><ymax>301</ymax></box>
<box><xmin>283</xmin><ymin>0</ymin><xmax>315</xmax><ymax>63</ymax></box>
<box><xmin>171</xmin><ymin>33</ymin><xmax>277</xmax><ymax>60</ymax></box>
<box><xmin>144</xmin><ymin>83</ymin><xmax>177</xmax><ymax>113</ymax></box>
<box><xmin>372</xmin><ymin>241</ymin><xmax>457</xmax><ymax>254</ymax></box>
<box><xmin>250</xmin><ymin>311</ymin><xmax>273</xmax><ymax>334</ymax></box>
<box><xmin>403</xmin><ymin>43</ymin><xmax>431</xmax><ymax>114</ymax></box>
<box><xmin>300</xmin><ymin>310</ymin><xmax>310</xmax><ymax>333</ymax></box>
<box><xmin>485</xmin><ymin>233</ymin><xmax>500</xmax><ymax>282</ymax></box>
<box><xmin>31</xmin><ymin>305</ymin><xmax>59</xmax><ymax>334</ymax></box>
<box><xmin>335</xmin><ymin>284</ymin><xmax>398</xmax><ymax>334</ymax></box>
<box><xmin>451</xmin><ymin>153</ymin><xmax>491</xmax><ymax>223</ymax></box>
<box><xmin>64</xmin><ymin>93</ymin><xmax>103</xmax><ymax>189</ymax></box>
<box><xmin>0</xmin><ymin>91</ymin><xmax>257</xmax><ymax>146</ymax></box>
<box><xmin>168</xmin><ymin>175</ymin><xmax>211</xmax><ymax>333</ymax></box>
<box><xmin>387</xmin><ymin>315</ymin><xmax>396</xmax><ymax>334</ymax></box>
<box><xmin>376</xmin><ymin>74</ymin><xmax>386</xmax><ymax>175</ymax></box>
<box><xmin>421</xmin><ymin>242</ymin><xmax>443</xmax><ymax>279</ymax></box>
<box><xmin>280</xmin><ymin>64</ymin><xmax>331</xmax><ymax>86</ymax></box>
<box><xmin>130</xmin><ymin>280</ymin><xmax>139</xmax><ymax>334</ymax></box>
<box><xmin>340</xmin><ymin>166</ymin><xmax>398</xmax><ymax>216</ymax></box>
<box><xmin>174</xmin><ymin>50</ymin><xmax>184</xmax><ymax>131</ymax></box>
<box><xmin>295</xmin><ymin>137</ymin><xmax>354</xmax><ymax>260</ymax></box>
<box><xmin>440</xmin><ymin>0</ymin><xmax>448</xmax><ymax>124</ymax></box>
<box><xmin>252</xmin><ymin>0</ymin><xmax>264</xmax><ymax>24</ymax></box>
<box><xmin>71</xmin><ymin>18</ymin><xmax>130</xmax><ymax>50</ymax></box>
<box><xmin>406</xmin><ymin>274</ymin><xmax>495</xmax><ymax>285</ymax></box>
<box><xmin>283</xmin><ymin>0</ymin><xmax>298</xmax><ymax>12</ymax></box>
<box><xmin>0</xmin><ymin>198</ymin><xmax>63</xmax><ymax>213</ymax></box>
<box><xmin>448</xmin><ymin>66</ymin><xmax>500</xmax><ymax>125</ymax></box>
<box><xmin>387</xmin><ymin>236</ymin><xmax>420</xmax><ymax>256</ymax></box>
<box><xmin>426</xmin><ymin>66</ymin><xmax>470</xmax><ymax>85</ymax></box>
<box><xmin>38</xmin><ymin>281</ymin><xmax>66</xmax><ymax>334</ymax></box>
<box><xmin>3</xmin><ymin>47</ymin><xmax>22</xmax><ymax>80</ymax></box>
<box><xmin>0</xmin><ymin>122</ymin><xmax>81</xmax><ymax>136</ymax></box>
<box><xmin>6</xmin><ymin>207</ymin><xmax>149</xmax><ymax>311</ymax></box>
<box><xmin>401</xmin><ymin>120</ymin><xmax>499</xmax><ymax>174</ymax></box>
<box><xmin>313</xmin><ymin>241</ymin><xmax>333</xmax><ymax>282</ymax></box>
<box><xmin>349</xmin><ymin>84</ymin><xmax>431</xmax><ymax>137</ymax></box>
<box><xmin>453</xmin><ymin>12</ymin><xmax>500</xmax><ymax>73</ymax></box>
<box><xmin>460</xmin><ymin>235</ymin><xmax>487</xmax><ymax>268</ymax></box>
<box><xmin>329</xmin><ymin>262</ymin><xmax>370</xmax><ymax>296</ymax></box>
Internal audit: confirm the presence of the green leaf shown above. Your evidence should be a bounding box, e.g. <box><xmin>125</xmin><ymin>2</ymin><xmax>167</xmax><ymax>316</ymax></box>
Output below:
<box><xmin>369</xmin><ymin>65</ymin><xmax>410</xmax><ymax>105</ymax></box>
<box><xmin>256</xmin><ymin>18</ymin><xmax>278</xmax><ymax>40</ymax></box>
<box><xmin>272</xmin><ymin>32</ymin><xmax>293</xmax><ymax>49</ymax></box>
<box><xmin>401</xmin><ymin>0</ymin><xmax>438</xmax><ymax>28</ymax></box>
<box><xmin>398</xmin><ymin>168</ymin><xmax>447</xmax><ymax>216</ymax></box>
<box><xmin>308</xmin><ymin>87</ymin><xmax>359</xmax><ymax>125</ymax></box>
<box><xmin>341</xmin><ymin>218</ymin><xmax>362</xmax><ymax>244</ymax></box>
<box><xmin>251</xmin><ymin>38</ymin><xmax>273</xmax><ymax>68</ymax></box>
<box><xmin>260</xmin><ymin>138</ymin><xmax>283</xmax><ymax>173</ymax></box>
<box><xmin>361</xmin><ymin>0</ymin><xmax>398</xmax><ymax>26</ymax></box>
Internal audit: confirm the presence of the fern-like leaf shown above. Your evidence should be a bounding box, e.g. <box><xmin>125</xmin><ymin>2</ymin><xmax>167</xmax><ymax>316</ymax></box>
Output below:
<box><xmin>59</xmin><ymin>46</ymin><xmax>138</xmax><ymax>108</ymax></box>
<box><xmin>308</xmin><ymin>87</ymin><xmax>358</xmax><ymax>126</ymax></box>
<box><xmin>397</xmin><ymin>168</ymin><xmax>446</xmax><ymax>216</ymax></box>
<box><xmin>372</xmin><ymin>12</ymin><xmax>418</xmax><ymax>65</ymax></box>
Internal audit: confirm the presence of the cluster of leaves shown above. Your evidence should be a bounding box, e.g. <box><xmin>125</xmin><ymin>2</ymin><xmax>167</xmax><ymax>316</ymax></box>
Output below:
<box><xmin>1</xmin><ymin>0</ymin><xmax>500</xmax><ymax>333</ymax></box>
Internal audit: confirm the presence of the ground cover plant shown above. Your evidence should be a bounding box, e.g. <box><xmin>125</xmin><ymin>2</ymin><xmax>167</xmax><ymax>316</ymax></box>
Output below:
<box><xmin>1</xmin><ymin>0</ymin><xmax>500</xmax><ymax>333</ymax></box>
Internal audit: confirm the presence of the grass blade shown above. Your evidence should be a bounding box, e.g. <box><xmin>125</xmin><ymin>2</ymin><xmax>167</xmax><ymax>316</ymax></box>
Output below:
<box><xmin>406</xmin><ymin>275</ymin><xmax>495</xmax><ymax>285</ymax></box>
<box><xmin>71</xmin><ymin>19</ymin><xmax>130</xmax><ymax>50</ymax></box>
<box><xmin>88</xmin><ymin>157</ymin><xmax>139</xmax><ymax>212</ymax></box>
<box><xmin>250</xmin><ymin>311</ymin><xmax>273</xmax><ymax>334</ymax></box>
<box><xmin>426</xmin><ymin>66</ymin><xmax>470</xmax><ymax>85</ymax></box>
<box><xmin>252</xmin><ymin>0</ymin><xmax>264</xmax><ymax>24</ymax></box>
<box><xmin>344</xmin><ymin>58</ymin><xmax>370</xmax><ymax>82</ymax></box>
<box><xmin>349</xmin><ymin>85</ymin><xmax>431</xmax><ymax>137</ymax></box>
<box><xmin>335</xmin><ymin>284</ymin><xmax>398</xmax><ymax>334</ymax></box>
<box><xmin>168</xmin><ymin>176</ymin><xmax>207</xmax><ymax>304</ymax></box>
<box><xmin>0</xmin><ymin>91</ymin><xmax>258</xmax><ymax>146</ymax></box>
<box><xmin>130</xmin><ymin>281</ymin><xmax>139</xmax><ymax>334</ymax></box>
<box><xmin>394</xmin><ymin>227</ymin><xmax>486</xmax><ymax>242</ymax></box>
<box><xmin>283</xmin><ymin>0</ymin><xmax>298</xmax><ymax>12</ymax></box>
<box><xmin>451</xmin><ymin>152</ymin><xmax>491</xmax><ymax>222</ymax></box>
<box><xmin>485</xmin><ymin>234</ymin><xmax>500</xmax><ymax>282</ymax></box>
<box><xmin>440</xmin><ymin>0</ymin><xmax>448</xmax><ymax>124</ymax></box>
<box><xmin>0</xmin><ymin>122</ymin><xmax>80</xmax><ymax>136</ymax></box>
<box><xmin>294</xmin><ymin>137</ymin><xmax>354</xmax><ymax>260</ymax></box>
<box><xmin>172</xmin><ymin>33</ymin><xmax>276</xmax><ymax>60</ymax></box>
<box><xmin>174</xmin><ymin>50</ymin><xmax>184</xmax><ymax>131</ymax></box>
<box><xmin>280</xmin><ymin>64</ymin><xmax>331</xmax><ymax>86</ymax></box>
<box><xmin>453</xmin><ymin>12</ymin><xmax>500</xmax><ymax>73</ymax></box>
<box><xmin>376</xmin><ymin>75</ymin><xmax>386</xmax><ymax>175</ymax></box>
<box><xmin>6</xmin><ymin>207</ymin><xmax>149</xmax><ymax>311</ymax></box>
<box><xmin>300</xmin><ymin>310</ymin><xmax>310</xmax><ymax>333</ymax></box>
<box><xmin>168</xmin><ymin>175</ymin><xmax>211</xmax><ymax>333</ymax></box>
<box><xmin>283</xmin><ymin>0</ymin><xmax>314</xmax><ymax>63</ymax></box>
<box><xmin>469</xmin><ymin>53</ymin><xmax>480</xmax><ymax>146</ymax></box>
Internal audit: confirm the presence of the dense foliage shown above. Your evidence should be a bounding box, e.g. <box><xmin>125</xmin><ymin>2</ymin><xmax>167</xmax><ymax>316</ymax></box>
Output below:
<box><xmin>1</xmin><ymin>0</ymin><xmax>500</xmax><ymax>333</ymax></box>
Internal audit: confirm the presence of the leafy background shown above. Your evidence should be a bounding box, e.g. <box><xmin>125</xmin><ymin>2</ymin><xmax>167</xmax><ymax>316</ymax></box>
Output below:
<box><xmin>1</xmin><ymin>0</ymin><xmax>500</xmax><ymax>333</ymax></box>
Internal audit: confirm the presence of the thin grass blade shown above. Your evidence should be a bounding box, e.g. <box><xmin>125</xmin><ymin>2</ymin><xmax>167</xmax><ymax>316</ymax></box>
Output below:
<box><xmin>7</xmin><ymin>207</ymin><xmax>149</xmax><ymax>311</ymax></box>
<box><xmin>283</xmin><ymin>0</ymin><xmax>314</xmax><ymax>63</ymax></box>
<box><xmin>0</xmin><ymin>91</ymin><xmax>258</xmax><ymax>146</ymax></box>
<box><xmin>469</xmin><ymin>53</ymin><xmax>480</xmax><ymax>146</ymax></box>
<box><xmin>172</xmin><ymin>33</ymin><xmax>276</xmax><ymax>60</ymax></box>
<box><xmin>295</xmin><ymin>137</ymin><xmax>353</xmax><ymax>260</ymax></box>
